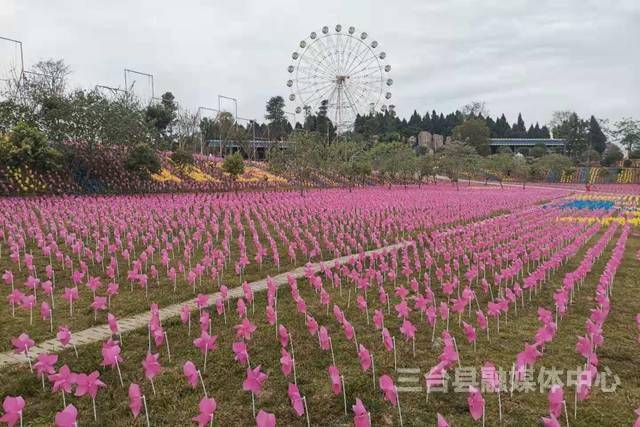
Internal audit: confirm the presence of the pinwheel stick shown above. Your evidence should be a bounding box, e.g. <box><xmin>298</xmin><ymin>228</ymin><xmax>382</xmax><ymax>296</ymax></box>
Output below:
<box><xmin>393</xmin><ymin>336</ymin><xmax>397</xmax><ymax>372</ymax></box>
<box><xmin>198</xmin><ymin>369</ymin><xmax>208</xmax><ymax>398</ymax></box>
<box><xmin>302</xmin><ymin>396</ymin><xmax>310</xmax><ymax>427</ymax></box>
<box><xmin>24</xmin><ymin>345</ymin><xmax>32</xmax><ymax>372</ymax></box>
<box><xmin>142</xmin><ymin>395</ymin><xmax>150</xmax><ymax>427</ymax></box>
<box><xmin>563</xmin><ymin>399</ymin><xmax>570</xmax><ymax>427</ymax></box>
<box><xmin>395</xmin><ymin>386</ymin><xmax>403</xmax><ymax>427</ymax></box>
<box><xmin>371</xmin><ymin>354</ymin><xmax>376</xmax><ymax>390</ymax></box>
<box><xmin>92</xmin><ymin>397</ymin><xmax>97</xmax><ymax>421</ymax></box>
<box><xmin>329</xmin><ymin>337</ymin><xmax>336</xmax><ymax>366</ymax></box>
<box><xmin>115</xmin><ymin>360</ymin><xmax>124</xmax><ymax>386</ymax></box>
<box><xmin>341</xmin><ymin>375</ymin><xmax>347</xmax><ymax>415</ymax></box>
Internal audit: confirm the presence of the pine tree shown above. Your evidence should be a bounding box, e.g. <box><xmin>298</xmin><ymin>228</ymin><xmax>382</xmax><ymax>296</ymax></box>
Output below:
<box><xmin>587</xmin><ymin>116</ymin><xmax>607</xmax><ymax>153</ymax></box>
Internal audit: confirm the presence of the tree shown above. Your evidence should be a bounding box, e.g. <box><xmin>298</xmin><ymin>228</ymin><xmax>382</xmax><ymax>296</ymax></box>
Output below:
<box><xmin>368</xmin><ymin>142</ymin><xmax>415</xmax><ymax>188</ymax></box>
<box><xmin>417</xmin><ymin>154</ymin><xmax>437</xmax><ymax>185</ymax></box>
<box><xmin>170</xmin><ymin>148</ymin><xmax>194</xmax><ymax>166</ymax></box>
<box><xmin>268</xmin><ymin>131</ymin><xmax>326</xmax><ymax>194</ymax></box>
<box><xmin>436</xmin><ymin>142</ymin><xmax>480</xmax><ymax>189</ymax></box>
<box><xmin>613</xmin><ymin>117</ymin><xmax>640</xmax><ymax>155</ymax></box>
<box><xmin>511</xmin><ymin>156</ymin><xmax>531</xmax><ymax>189</ymax></box>
<box><xmin>0</xmin><ymin>121</ymin><xmax>62</xmax><ymax>171</ymax></box>
<box><xmin>451</xmin><ymin>118</ymin><xmax>491</xmax><ymax>156</ymax></box>
<box><xmin>222</xmin><ymin>152</ymin><xmax>245</xmax><ymax>191</ymax></box>
<box><xmin>530</xmin><ymin>143</ymin><xmax>547</xmax><ymax>158</ymax></box>
<box><xmin>550</xmin><ymin>111</ymin><xmax>588</xmax><ymax>159</ymax></box>
<box><xmin>601</xmin><ymin>144</ymin><xmax>624</xmax><ymax>166</ymax></box>
<box><xmin>461</xmin><ymin>101</ymin><xmax>488</xmax><ymax>119</ymax></box>
<box><xmin>215</xmin><ymin>111</ymin><xmax>236</xmax><ymax>157</ymax></box>
<box><xmin>587</xmin><ymin>116</ymin><xmax>607</xmax><ymax>154</ymax></box>
<box><xmin>265</xmin><ymin>96</ymin><xmax>288</xmax><ymax>141</ymax></box>
<box><xmin>124</xmin><ymin>143</ymin><xmax>161</xmax><ymax>179</ymax></box>
<box><xmin>327</xmin><ymin>140</ymin><xmax>370</xmax><ymax>190</ymax></box>
<box><xmin>145</xmin><ymin>92</ymin><xmax>178</xmax><ymax>144</ymax></box>
<box><xmin>532</xmin><ymin>154</ymin><xmax>573</xmax><ymax>180</ymax></box>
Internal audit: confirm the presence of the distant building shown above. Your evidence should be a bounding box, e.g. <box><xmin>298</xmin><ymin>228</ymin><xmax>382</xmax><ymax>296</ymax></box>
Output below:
<box><xmin>489</xmin><ymin>138</ymin><xmax>566</xmax><ymax>154</ymax></box>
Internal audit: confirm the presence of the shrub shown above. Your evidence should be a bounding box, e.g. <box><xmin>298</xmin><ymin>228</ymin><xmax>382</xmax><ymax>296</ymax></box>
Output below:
<box><xmin>222</xmin><ymin>152</ymin><xmax>245</xmax><ymax>180</ymax></box>
<box><xmin>124</xmin><ymin>143</ymin><xmax>161</xmax><ymax>179</ymax></box>
<box><xmin>170</xmin><ymin>148</ymin><xmax>194</xmax><ymax>166</ymax></box>
<box><xmin>623</xmin><ymin>159</ymin><xmax>632</xmax><ymax>167</ymax></box>
<box><xmin>0</xmin><ymin>121</ymin><xmax>62</xmax><ymax>171</ymax></box>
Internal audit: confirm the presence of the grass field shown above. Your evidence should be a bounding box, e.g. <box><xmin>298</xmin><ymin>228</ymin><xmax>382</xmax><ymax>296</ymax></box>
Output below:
<box><xmin>0</xmin><ymin>186</ymin><xmax>638</xmax><ymax>426</ymax></box>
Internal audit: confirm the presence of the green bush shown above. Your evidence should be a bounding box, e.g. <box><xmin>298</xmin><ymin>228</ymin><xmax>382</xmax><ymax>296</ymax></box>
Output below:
<box><xmin>0</xmin><ymin>121</ymin><xmax>62</xmax><ymax>171</ymax></box>
<box><xmin>222</xmin><ymin>152</ymin><xmax>245</xmax><ymax>180</ymax></box>
<box><xmin>124</xmin><ymin>143</ymin><xmax>161</xmax><ymax>179</ymax></box>
<box><xmin>170</xmin><ymin>148</ymin><xmax>194</xmax><ymax>166</ymax></box>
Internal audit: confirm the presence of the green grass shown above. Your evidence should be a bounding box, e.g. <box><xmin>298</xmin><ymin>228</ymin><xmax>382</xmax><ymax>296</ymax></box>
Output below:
<box><xmin>1</xmin><ymin>212</ymin><xmax>638</xmax><ymax>426</ymax></box>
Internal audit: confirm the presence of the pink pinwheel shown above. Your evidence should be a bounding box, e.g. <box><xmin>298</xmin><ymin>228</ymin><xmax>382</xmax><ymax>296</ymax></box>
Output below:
<box><xmin>399</xmin><ymin>319</ymin><xmax>416</xmax><ymax>342</ymax></box>
<box><xmin>2</xmin><ymin>270</ymin><xmax>13</xmax><ymax>287</ymax></box>
<box><xmin>548</xmin><ymin>384</ymin><xmax>564</xmax><ymax>418</ymax></box>
<box><xmin>395</xmin><ymin>300</ymin><xmax>410</xmax><ymax>319</ymax></box>
<box><xmin>243</xmin><ymin>365</ymin><xmax>268</xmax><ymax>395</ymax></box>
<box><xmin>180</xmin><ymin>305</ymin><xmax>190</xmax><ymax>324</ymax></box>
<box><xmin>278</xmin><ymin>324</ymin><xmax>289</xmax><ymax>348</ymax></box>
<box><xmin>480</xmin><ymin>362</ymin><xmax>501</xmax><ymax>392</ymax></box>
<box><xmin>0</xmin><ymin>395</ymin><xmax>25</xmax><ymax>427</ymax></box>
<box><xmin>142</xmin><ymin>353</ymin><xmax>161</xmax><ymax>381</ymax></box>
<box><xmin>382</xmin><ymin>328</ymin><xmax>394</xmax><ymax>352</ymax></box>
<box><xmin>373</xmin><ymin>309</ymin><xmax>384</xmax><ymax>330</ymax></box>
<box><xmin>40</xmin><ymin>301</ymin><xmax>52</xmax><ymax>321</ymax></box>
<box><xmin>319</xmin><ymin>326</ymin><xmax>330</xmax><ymax>351</ymax></box>
<box><xmin>107</xmin><ymin>313</ymin><xmax>119</xmax><ymax>336</ymax></box>
<box><xmin>128</xmin><ymin>383</ymin><xmax>142</xmax><ymax>418</ymax></box>
<box><xmin>634</xmin><ymin>407</ymin><xmax>640</xmax><ymax>427</ymax></box>
<box><xmin>265</xmin><ymin>305</ymin><xmax>276</xmax><ymax>325</ymax></box>
<box><xmin>183</xmin><ymin>361</ymin><xmax>199</xmax><ymax>388</ymax></box>
<box><xmin>235</xmin><ymin>318</ymin><xmax>257</xmax><ymax>341</ymax></box>
<box><xmin>62</xmin><ymin>287</ymin><xmax>78</xmax><ymax>310</ymax></box>
<box><xmin>516</xmin><ymin>342</ymin><xmax>542</xmax><ymax>368</ymax></box>
<box><xmin>358</xmin><ymin>344</ymin><xmax>372</xmax><ymax>371</ymax></box>
<box><xmin>236</xmin><ymin>298</ymin><xmax>247</xmax><ymax>318</ymax></box>
<box><xmin>11</xmin><ymin>333</ymin><xmax>34</xmax><ymax>355</ymax></box>
<box><xmin>34</xmin><ymin>353</ymin><xmax>58</xmax><ymax>381</ymax></box>
<box><xmin>287</xmin><ymin>383</ymin><xmax>304</xmax><ymax>417</ymax></box>
<box><xmin>437</xmin><ymin>413</ymin><xmax>450</xmax><ymax>427</ymax></box>
<box><xmin>233</xmin><ymin>341</ymin><xmax>249</xmax><ymax>366</ymax></box>
<box><xmin>57</xmin><ymin>326</ymin><xmax>71</xmax><ymax>347</ymax></box>
<box><xmin>462</xmin><ymin>321</ymin><xmax>477</xmax><ymax>344</ymax></box>
<box><xmin>333</xmin><ymin>304</ymin><xmax>344</xmax><ymax>323</ymax></box>
<box><xmin>306</xmin><ymin>315</ymin><xmax>318</xmax><ymax>336</ymax></box>
<box><xmin>379</xmin><ymin>375</ymin><xmax>398</xmax><ymax>407</ymax></box>
<box><xmin>196</xmin><ymin>294</ymin><xmax>209</xmax><ymax>310</ymax></box>
<box><xmin>101</xmin><ymin>339</ymin><xmax>122</xmax><ymax>367</ymax></box>
<box><xmin>542</xmin><ymin>414</ymin><xmax>561</xmax><ymax>427</ymax></box>
<box><xmin>256</xmin><ymin>410</ymin><xmax>276</xmax><ymax>427</ymax></box>
<box><xmin>576</xmin><ymin>335</ymin><xmax>593</xmax><ymax>358</ymax></box>
<box><xmin>74</xmin><ymin>370</ymin><xmax>106</xmax><ymax>400</ymax></box>
<box><xmin>194</xmin><ymin>331</ymin><xmax>218</xmax><ymax>354</ymax></box>
<box><xmin>54</xmin><ymin>404</ymin><xmax>77</xmax><ymax>427</ymax></box>
<box><xmin>343</xmin><ymin>319</ymin><xmax>355</xmax><ymax>341</ymax></box>
<box><xmin>328</xmin><ymin>365</ymin><xmax>342</xmax><ymax>395</ymax></box>
<box><xmin>535</xmin><ymin>322</ymin><xmax>557</xmax><ymax>346</ymax></box>
<box><xmin>49</xmin><ymin>364</ymin><xmax>74</xmax><ymax>395</ymax></box>
<box><xmin>576</xmin><ymin>368</ymin><xmax>594</xmax><ymax>401</ymax></box>
<box><xmin>192</xmin><ymin>397</ymin><xmax>217</xmax><ymax>427</ymax></box>
<box><xmin>280</xmin><ymin>347</ymin><xmax>293</xmax><ymax>377</ymax></box>
<box><xmin>425</xmin><ymin>361</ymin><xmax>448</xmax><ymax>391</ymax></box>
<box><xmin>467</xmin><ymin>386</ymin><xmax>485</xmax><ymax>421</ymax></box>
<box><xmin>91</xmin><ymin>296</ymin><xmax>107</xmax><ymax>316</ymax></box>
<box><xmin>352</xmin><ymin>398</ymin><xmax>370</xmax><ymax>427</ymax></box>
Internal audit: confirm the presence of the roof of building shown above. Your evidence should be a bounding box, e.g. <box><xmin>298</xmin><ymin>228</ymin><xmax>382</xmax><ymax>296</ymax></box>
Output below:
<box><xmin>489</xmin><ymin>138</ymin><xmax>566</xmax><ymax>146</ymax></box>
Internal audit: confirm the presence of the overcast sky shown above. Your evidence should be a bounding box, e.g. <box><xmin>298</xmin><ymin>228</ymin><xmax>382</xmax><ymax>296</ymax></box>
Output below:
<box><xmin>1</xmin><ymin>0</ymin><xmax>638</xmax><ymax>128</ymax></box>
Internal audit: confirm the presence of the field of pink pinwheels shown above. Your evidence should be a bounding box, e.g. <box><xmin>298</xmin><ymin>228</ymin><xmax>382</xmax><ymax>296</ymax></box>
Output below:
<box><xmin>1</xmin><ymin>185</ymin><xmax>639</xmax><ymax>426</ymax></box>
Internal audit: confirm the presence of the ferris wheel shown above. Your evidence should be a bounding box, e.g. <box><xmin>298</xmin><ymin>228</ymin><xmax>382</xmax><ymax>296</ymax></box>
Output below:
<box><xmin>286</xmin><ymin>25</ymin><xmax>393</xmax><ymax>134</ymax></box>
